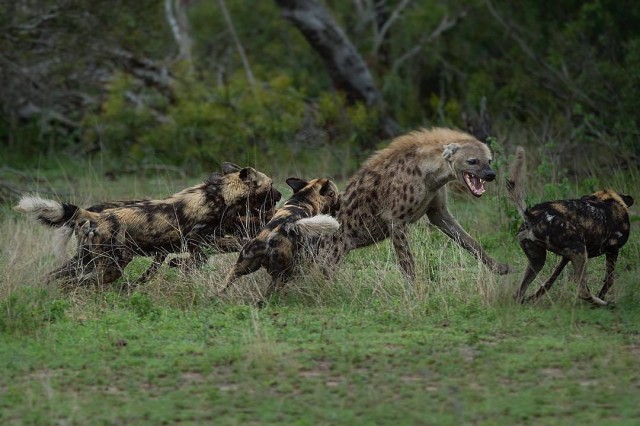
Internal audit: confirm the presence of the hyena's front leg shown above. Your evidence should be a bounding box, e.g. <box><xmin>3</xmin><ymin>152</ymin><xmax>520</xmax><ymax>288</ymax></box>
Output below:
<box><xmin>390</xmin><ymin>224</ymin><xmax>416</xmax><ymax>280</ymax></box>
<box><xmin>426</xmin><ymin>207</ymin><xmax>513</xmax><ymax>275</ymax></box>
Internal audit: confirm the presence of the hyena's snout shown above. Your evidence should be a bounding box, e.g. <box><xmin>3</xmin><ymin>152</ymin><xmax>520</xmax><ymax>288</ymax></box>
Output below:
<box><xmin>480</xmin><ymin>166</ymin><xmax>496</xmax><ymax>182</ymax></box>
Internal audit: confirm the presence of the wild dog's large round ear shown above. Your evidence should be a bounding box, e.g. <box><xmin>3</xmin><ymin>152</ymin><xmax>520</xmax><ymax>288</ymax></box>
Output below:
<box><xmin>206</xmin><ymin>172</ymin><xmax>224</xmax><ymax>183</ymax></box>
<box><xmin>286</xmin><ymin>177</ymin><xmax>308</xmax><ymax>193</ymax></box>
<box><xmin>222</xmin><ymin>162</ymin><xmax>242</xmax><ymax>175</ymax></box>
<box><xmin>319</xmin><ymin>180</ymin><xmax>337</xmax><ymax>197</ymax></box>
<box><xmin>442</xmin><ymin>144</ymin><xmax>460</xmax><ymax>160</ymax></box>
<box><xmin>622</xmin><ymin>194</ymin><xmax>634</xmax><ymax>207</ymax></box>
<box><xmin>238</xmin><ymin>167</ymin><xmax>258</xmax><ymax>183</ymax></box>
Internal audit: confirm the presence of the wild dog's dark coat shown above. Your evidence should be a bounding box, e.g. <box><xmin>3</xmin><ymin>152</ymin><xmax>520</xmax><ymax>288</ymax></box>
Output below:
<box><xmin>223</xmin><ymin>177</ymin><xmax>340</xmax><ymax>297</ymax></box>
<box><xmin>507</xmin><ymin>147</ymin><xmax>633</xmax><ymax>305</ymax></box>
<box><xmin>16</xmin><ymin>163</ymin><xmax>281</xmax><ymax>286</ymax></box>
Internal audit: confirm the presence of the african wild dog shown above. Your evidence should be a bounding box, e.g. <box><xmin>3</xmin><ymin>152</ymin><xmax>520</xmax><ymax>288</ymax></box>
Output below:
<box><xmin>223</xmin><ymin>177</ymin><xmax>340</xmax><ymax>298</ymax></box>
<box><xmin>51</xmin><ymin>198</ymin><xmax>268</xmax><ymax>284</ymax></box>
<box><xmin>507</xmin><ymin>147</ymin><xmax>633</xmax><ymax>306</ymax></box>
<box><xmin>15</xmin><ymin>163</ymin><xmax>281</xmax><ymax>286</ymax></box>
<box><xmin>317</xmin><ymin>127</ymin><xmax>512</xmax><ymax>279</ymax></box>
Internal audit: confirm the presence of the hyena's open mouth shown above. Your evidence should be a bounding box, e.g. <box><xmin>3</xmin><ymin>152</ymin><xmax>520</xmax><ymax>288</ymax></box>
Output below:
<box><xmin>463</xmin><ymin>172</ymin><xmax>486</xmax><ymax>197</ymax></box>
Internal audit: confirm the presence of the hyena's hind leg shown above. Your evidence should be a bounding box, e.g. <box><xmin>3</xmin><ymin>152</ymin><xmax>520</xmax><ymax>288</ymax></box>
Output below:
<box><xmin>527</xmin><ymin>257</ymin><xmax>570</xmax><ymax>302</ymax></box>
<box><xmin>390</xmin><ymin>224</ymin><xmax>415</xmax><ymax>281</ymax></box>
<box><xmin>316</xmin><ymin>234</ymin><xmax>350</xmax><ymax>280</ymax></box>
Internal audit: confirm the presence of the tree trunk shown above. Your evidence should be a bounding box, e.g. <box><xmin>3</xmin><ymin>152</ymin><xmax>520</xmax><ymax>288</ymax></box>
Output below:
<box><xmin>274</xmin><ymin>0</ymin><xmax>400</xmax><ymax>143</ymax></box>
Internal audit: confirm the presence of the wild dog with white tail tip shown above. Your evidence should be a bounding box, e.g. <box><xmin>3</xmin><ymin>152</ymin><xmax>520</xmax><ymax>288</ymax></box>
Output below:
<box><xmin>222</xmin><ymin>177</ymin><xmax>340</xmax><ymax>298</ymax></box>
<box><xmin>507</xmin><ymin>146</ymin><xmax>634</xmax><ymax>306</ymax></box>
<box><xmin>15</xmin><ymin>163</ymin><xmax>281</xmax><ymax>287</ymax></box>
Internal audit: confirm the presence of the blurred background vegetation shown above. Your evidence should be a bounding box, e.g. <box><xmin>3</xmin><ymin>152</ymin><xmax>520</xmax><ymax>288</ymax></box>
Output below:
<box><xmin>1</xmin><ymin>0</ymin><xmax>639</xmax><ymax>181</ymax></box>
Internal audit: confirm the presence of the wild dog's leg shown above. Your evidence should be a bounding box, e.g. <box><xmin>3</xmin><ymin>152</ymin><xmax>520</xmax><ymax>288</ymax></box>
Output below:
<box><xmin>568</xmin><ymin>248</ymin><xmax>607</xmax><ymax>306</ymax></box>
<box><xmin>221</xmin><ymin>241</ymin><xmax>266</xmax><ymax>293</ymax></box>
<box><xmin>527</xmin><ymin>257</ymin><xmax>570</xmax><ymax>302</ymax></box>
<box><xmin>597</xmin><ymin>250</ymin><xmax>619</xmax><ymax>300</ymax></box>
<box><xmin>390</xmin><ymin>223</ymin><xmax>416</xmax><ymax>280</ymax></box>
<box><xmin>513</xmin><ymin>238</ymin><xmax>547</xmax><ymax>303</ymax></box>
<box><xmin>265</xmin><ymin>270</ymin><xmax>294</xmax><ymax>299</ymax></box>
<box><xmin>264</xmin><ymin>241</ymin><xmax>295</xmax><ymax>298</ymax></box>
<box><xmin>426</xmin><ymin>205</ymin><xmax>512</xmax><ymax>275</ymax></box>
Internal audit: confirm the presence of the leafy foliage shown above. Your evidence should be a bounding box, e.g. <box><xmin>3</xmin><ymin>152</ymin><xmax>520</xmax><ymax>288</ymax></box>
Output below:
<box><xmin>1</xmin><ymin>0</ymin><xmax>639</xmax><ymax>172</ymax></box>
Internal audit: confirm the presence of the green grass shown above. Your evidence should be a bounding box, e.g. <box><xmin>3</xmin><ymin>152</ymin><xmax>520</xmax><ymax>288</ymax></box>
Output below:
<box><xmin>1</xmin><ymin>164</ymin><xmax>639</xmax><ymax>425</ymax></box>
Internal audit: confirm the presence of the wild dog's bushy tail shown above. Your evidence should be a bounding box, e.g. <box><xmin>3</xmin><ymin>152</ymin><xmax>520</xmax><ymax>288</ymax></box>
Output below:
<box><xmin>14</xmin><ymin>195</ymin><xmax>80</xmax><ymax>227</ymax></box>
<box><xmin>285</xmin><ymin>214</ymin><xmax>340</xmax><ymax>238</ymax></box>
<box><xmin>15</xmin><ymin>196</ymin><xmax>94</xmax><ymax>262</ymax></box>
<box><xmin>506</xmin><ymin>146</ymin><xmax>527</xmax><ymax>218</ymax></box>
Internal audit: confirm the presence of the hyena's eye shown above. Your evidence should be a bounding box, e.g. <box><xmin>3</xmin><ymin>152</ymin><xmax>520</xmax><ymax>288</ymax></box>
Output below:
<box><xmin>467</xmin><ymin>159</ymin><xmax>479</xmax><ymax>165</ymax></box>
<box><xmin>327</xmin><ymin>191</ymin><xmax>336</xmax><ymax>198</ymax></box>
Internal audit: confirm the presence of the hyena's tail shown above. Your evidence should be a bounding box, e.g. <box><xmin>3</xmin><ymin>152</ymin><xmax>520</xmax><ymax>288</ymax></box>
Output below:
<box><xmin>14</xmin><ymin>195</ymin><xmax>80</xmax><ymax>227</ymax></box>
<box><xmin>286</xmin><ymin>214</ymin><xmax>340</xmax><ymax>238</ymax></box>
<box><xmin>506</xmin><ymin>146</ymin><xmax>527</xmax><ymax>219</ymax></box>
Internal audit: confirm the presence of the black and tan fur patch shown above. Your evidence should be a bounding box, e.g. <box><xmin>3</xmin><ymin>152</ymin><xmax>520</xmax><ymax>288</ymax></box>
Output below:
<box><xmin>223</xmin><ymin>177</ymin><xmax>340</xmax><ymax>298</ymax></box>
<box><xmin>16</xmin><ymin>163</ymin><xmax>281</xmax><ymax>287</ymax></box>
<box><xmin>507</xmin><ymin>147</ymin><xmax>634</xmax><ymax>305</ymax></box>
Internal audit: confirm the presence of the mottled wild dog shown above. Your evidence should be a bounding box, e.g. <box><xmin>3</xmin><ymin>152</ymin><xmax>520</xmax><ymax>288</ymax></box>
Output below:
<box><xmin>223</xmin><ymin>177</ymin><xmax>340</xmax><ymax>297</ymax></box>
<box><xmin>507</xmin><ymin>147</ymin><xmax>633</xmax><ymax>305</ymax></box>
<box><xmin>317</xmin><ymin>127</ymin><xmax>511</xmax><ymax>279</ymax></box>
<box><xmin>15</xmin><ymin>163</ymin><xmax>281</xmax><ymax>286</ymax></box>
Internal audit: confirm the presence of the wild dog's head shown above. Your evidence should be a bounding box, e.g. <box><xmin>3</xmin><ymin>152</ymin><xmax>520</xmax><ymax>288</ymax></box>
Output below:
<box><xmin>286</xmin><ymin>177</ymin><xmax>341</xmax><ymax>215</ymax></box>
<box><xmin>582</xmin><ymin>190</ymin><xmax>634</xmax><ymax>211</ymax></box>
<box><xmin>212</xmin><ymin>162</ymin><xmax>282</xmax><ymax>213</ymax></box>
<box><xmin>442</xmin><ymin>139</ymin><xmax>495</xmax><ymax>197</ymax></box>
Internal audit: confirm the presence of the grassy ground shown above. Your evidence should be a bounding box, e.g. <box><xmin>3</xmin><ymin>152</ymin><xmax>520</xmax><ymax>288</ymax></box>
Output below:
<box><xmin>1</xmin><ymin>162</ymin><xmax>639</xmax><ymax>425</ymax></box>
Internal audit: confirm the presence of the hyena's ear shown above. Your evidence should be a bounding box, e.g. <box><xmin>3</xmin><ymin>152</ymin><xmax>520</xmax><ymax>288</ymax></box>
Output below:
<box><xmin>222</xmin><ymin>162</ymin><xmax>242</xmax><ymax>175</ymax></box>
<box><xmin>238</xmin><ymin>167</ymin><xmax>258</xmax><ymax>183</ymax></box>
<box><xmin>286</xmin><ymin>178</ymin><xmax>308</xmax><ymax>193</ymax></box>
<box><xmin>622</xmin><ymin>194</ymin><xmax>634</xmax><ymax>207</ymax></box>
<box><xmin>442</xmin><ymin>144</ymin><xmax>460</xmax><ymax>160</ymax></box>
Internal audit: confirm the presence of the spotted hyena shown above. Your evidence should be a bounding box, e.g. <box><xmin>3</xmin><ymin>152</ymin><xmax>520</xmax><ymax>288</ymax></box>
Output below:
<box><xmin>318</xmin><ymin>127</ymin><xmax>512</xmax><ymax>279</ymax></box>
<box><xmin>15</xmin><ymin>163</ymin><xmax>281</xmax><ymax>286</ymax></box>
<box><xmin>507</xmin><ymin>147</ymin><xmax>633</xmax><ymax>306</ymax></box>
<box><xmin>223</xmin><ymin>177</ymin><xmax>340</xmax><ymax>298</ymax></box>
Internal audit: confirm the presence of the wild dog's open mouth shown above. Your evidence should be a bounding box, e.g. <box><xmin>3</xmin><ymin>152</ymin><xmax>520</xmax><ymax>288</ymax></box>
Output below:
<box><xmin>463</xmin><ymin>172</ymin><xmax>486</xmax><ymax>197</ymax></box>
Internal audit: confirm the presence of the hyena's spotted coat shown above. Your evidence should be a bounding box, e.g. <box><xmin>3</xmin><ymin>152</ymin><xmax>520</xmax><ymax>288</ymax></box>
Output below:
<box><xmin>223</xmin><ymin>177</ymin><xmax>340</xmax><ymax>298</ymax></box>
<box><xmin>16</xmin><ymin>163</ymin><xmax>281</xmax><ymax>286</ymax></box>
<box><xmin>318</xmin><ymin>127</ymin><xmax>512</xmax><ymax>279</ymax></box>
